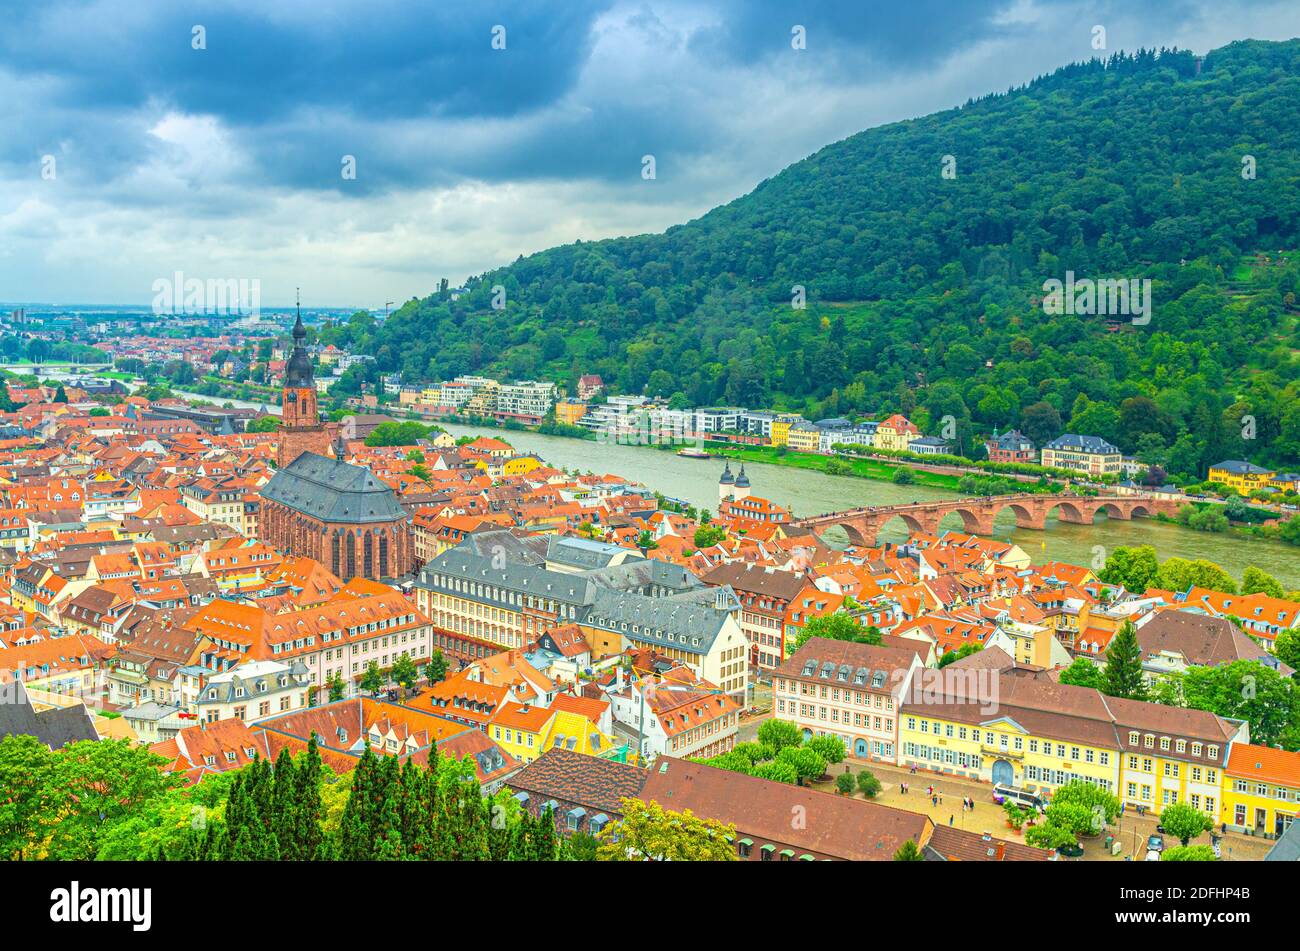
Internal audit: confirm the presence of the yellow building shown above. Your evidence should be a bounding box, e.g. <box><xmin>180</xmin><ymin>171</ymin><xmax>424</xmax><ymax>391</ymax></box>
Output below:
<box><xmin>1207</xmin><ymin>460</ymin><xmax>1275</xmax><ymax>495</ymax></box>
<box><xmin>489</xmin><ymin>702</ymin><xmax>618</xmax><ymax>765</ymax></box>
<box><xmin>554</xmin><ymin>401</ymin><xmax>588</xmax><ymax>426</ymax></box>
<box><xmin>1222</xmin><ymin>743</ymin><xmax>1299</xmax><ymax>838</ymax></box>
<box><xmin>874</xmin><ymin>414</ymin><xmax>919</xmax><ymax>452</ymax></box>
<box><xmin>768</xmin><ymin>416</ymin><xmax>801</xmax><ymax>448</ymax></box>
<box><xmin>899</xmin><ymin>677</ymin><xmax>1241</xmax><ymax>819</ymax></box>
<box><xmin>785</xmin><ymin>422</ymin><xmax>822</xmax><ymax>453</ymax></box>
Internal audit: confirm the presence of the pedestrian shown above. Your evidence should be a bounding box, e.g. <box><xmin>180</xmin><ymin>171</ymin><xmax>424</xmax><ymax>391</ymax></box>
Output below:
<box><xmin>932</xmin><ymin>794</ymin><xmax>938</xmax><ymax>807</ymax></box>
<box><xmin>949</xmin><ymin>815</ymin><xmax>954</xmax><ymax>826</ymax></box>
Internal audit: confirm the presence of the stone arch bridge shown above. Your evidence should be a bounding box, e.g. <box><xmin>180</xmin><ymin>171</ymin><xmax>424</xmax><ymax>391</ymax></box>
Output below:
<box><xmin>791</xmin><ymin>493</ymin><xmax>1182</xmax><ymax>547</ymax></box>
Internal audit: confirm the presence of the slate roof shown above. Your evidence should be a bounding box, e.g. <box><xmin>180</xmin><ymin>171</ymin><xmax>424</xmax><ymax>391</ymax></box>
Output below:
<box><xmin>0</xmin><ymin>681</ymin><xmax>99</xmax><ymax>749</ymax></box>
<box><xmin>1043</xmin><ymin>433</ymin><xmax>1121</xmax><ymax>454</ymax></box>
<box><xmin>261</xmin><ymin>451</ymin><xmax>408</xmax><ymax>524</ymax></box>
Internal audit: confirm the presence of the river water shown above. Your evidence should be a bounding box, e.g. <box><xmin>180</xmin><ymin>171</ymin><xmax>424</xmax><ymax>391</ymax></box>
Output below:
<box><xmin>158</xmin><ymin>388</ymin><xmax>1300</xmax><ymax>586</ymax></box>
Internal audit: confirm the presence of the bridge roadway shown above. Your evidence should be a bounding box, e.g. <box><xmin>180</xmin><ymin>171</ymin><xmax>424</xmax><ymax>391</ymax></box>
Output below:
<box><xmin>791</xmin><ymin>493</ymin><xmax>1182</xmax><ymax>547</ymax></box>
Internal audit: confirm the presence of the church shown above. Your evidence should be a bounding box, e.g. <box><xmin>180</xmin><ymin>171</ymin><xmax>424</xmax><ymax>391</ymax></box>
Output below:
<box><xmin>259</xmin><ymin>302</ymin><xmax>414</xmax><ymax>580</ymax></box>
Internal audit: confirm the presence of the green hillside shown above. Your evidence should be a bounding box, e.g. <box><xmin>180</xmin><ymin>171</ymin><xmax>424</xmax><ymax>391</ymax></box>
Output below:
<box><xmin>330</xmin><ymin>40</ymin><xmax>1300</xmax><ymax>479</ymax></box>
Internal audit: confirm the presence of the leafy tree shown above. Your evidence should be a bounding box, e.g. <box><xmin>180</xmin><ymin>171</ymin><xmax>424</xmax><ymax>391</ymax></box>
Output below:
<box><xmin>805</xmin><ymin>735</ymin><xmax>846</xmax><ymax>765</ymax></box>
<box><xmin>1161</xmin><ymin>844</ymin><xmax>1217</xmax><ymax>861</ymax></box>
<box><xmin>1159</xmin><ymin>801</ymin><xmax>1215</xmax><ymax>847</ymax></box>
<box><xmin>793</xmin><ymin>612</ymin><xmax>882</xmax><ymax>653</ymax></box>
<box><xmin>596</xmin><ymin>798</ymin><xmax>736</xmax><ymax>861</ymax></box>
<box><xmin>247</xmin><ymin>415</ymin><xmax>281</xmax><ymax>433</ymax></box>
<box><xmin>1098</xmin><ymin>546</ymin><xmax>1159</xmax><ymax>593</ymax></box>
<box><xmin>1241</xmin><ymin>567</ymin><xmax>1285</xmax><ymax>598</ymax></box>
<box><xmin>1274</xmin><ymin>629</ymin><xmax>1300</xmax><ymax>673</ymax></box>
<box><xmin>389</xmin><ymin>652</ymin><xmax>419</xmax><ymax>698</ymax></box>
<box><xmin>756</xmin><ymin>719</ymin><xmax>804</xmax><ymax>752</ymax></box>
<box><xmin>1153</xmin><ymin>558</ymin><xmax>1238</xmax><ymax>595</ymax></box>
<box><xmin>327</xmin><ymin>672</ymin><xmax>347</xmax><ymax>702</ymax></box>
<box><xmin>1058</xmin><ymin>657</ymin><xmax>1104</xmax><ymax>690</ymax></box>
<box><xmin>359</xmin><ymin>661</ymin><xmax>384</xmax><ymax>696</ymax></box>
<box><xmin>425</xmin><ymin>649</ymin><xmax>449</xmax><ymax>685</ymax></box>
<box><xmin>1181</xmin><ymin>661</ymin><xmax>1299</xmax><ymax>748</ymax></box>
<box><xmin>693</xmin><ymin>524</ymin><xmax>727</xmax><ymax>548</ymax></box>
<box><xmin>835</xmin><ymin>772</ymin><xmax>855</xmax><ymax>795</ymax></box>
<box><xmin>776</xmin><ymin>745</ymin><xmax>828</xmax><ymax>784</ymax></box>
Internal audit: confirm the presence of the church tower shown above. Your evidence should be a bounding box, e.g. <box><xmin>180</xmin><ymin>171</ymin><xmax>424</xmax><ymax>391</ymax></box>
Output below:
<box><xmin>277</xmin><ymin>292</ymin><xmax>333</xmax><ymax>467</ymax></box>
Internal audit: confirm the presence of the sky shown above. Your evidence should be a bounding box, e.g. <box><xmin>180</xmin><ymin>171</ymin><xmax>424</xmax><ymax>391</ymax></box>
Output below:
<box><xmin>2</xmin><ymin>0</ymin><xmax>1299</xmax><ymax>308</ymax></box>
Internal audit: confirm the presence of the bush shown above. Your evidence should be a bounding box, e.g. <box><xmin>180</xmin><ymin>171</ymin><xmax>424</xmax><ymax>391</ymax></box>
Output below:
<box><xmin>835</xmin><ymin>773</ymin><xmax>855</xmax><ymax>795</ymax></box>
<box><xmin>857</xmin><ymin>770</ymin><xmax>882</xmax><ymax>798</ymax></box>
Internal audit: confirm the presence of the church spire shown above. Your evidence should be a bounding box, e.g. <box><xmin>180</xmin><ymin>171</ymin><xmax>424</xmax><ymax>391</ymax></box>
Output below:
<box><xmin>293</xmin><ymin>287</ymin><xmax>305</xmax><ymax>342</ymax></box>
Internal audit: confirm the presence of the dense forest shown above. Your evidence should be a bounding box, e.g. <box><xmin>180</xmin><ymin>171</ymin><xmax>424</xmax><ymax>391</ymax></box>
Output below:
<box><xmin>332</xmin><ymin>40</ymin><xmax>1300</xmax><ymax>478</ymax></box>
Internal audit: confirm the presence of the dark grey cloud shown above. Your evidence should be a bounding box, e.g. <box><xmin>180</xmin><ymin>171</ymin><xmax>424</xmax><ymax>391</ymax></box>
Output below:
<box><xmin>1</xmin><ymin>0</ymin><xmax>1297</xmax><ymax>303</ymax></box>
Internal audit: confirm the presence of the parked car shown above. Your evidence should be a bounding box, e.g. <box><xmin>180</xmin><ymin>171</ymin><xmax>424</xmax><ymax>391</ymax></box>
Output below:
<box><xmin>1147</xmin><ymin>833</ymin><xmax>1164</xmax><ymax>853</ymax></box>
<box><xmin>1144</xmin><ymin>849</ymin><xmax>1161</xmax><ymax>861</ymax></box>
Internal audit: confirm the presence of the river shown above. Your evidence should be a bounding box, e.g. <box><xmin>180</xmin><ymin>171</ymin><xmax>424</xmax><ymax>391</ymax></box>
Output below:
<box><xmin>155</xmin><ymin>387</ymin><xmax>1300</xmax><ymax>586</ymax></box>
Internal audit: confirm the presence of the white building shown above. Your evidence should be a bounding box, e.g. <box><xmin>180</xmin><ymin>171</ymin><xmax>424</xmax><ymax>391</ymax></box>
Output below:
<box><xmin>196</xmin><ymin>659</ymin><xmax>312</xmax><ymax>724</ymax></box>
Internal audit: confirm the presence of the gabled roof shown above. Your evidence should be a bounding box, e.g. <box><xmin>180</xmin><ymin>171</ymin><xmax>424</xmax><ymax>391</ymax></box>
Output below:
<box><xmin>261</xmin><ymin>451</ymin><xmax>408</xmax><ymax>524</ymax></box>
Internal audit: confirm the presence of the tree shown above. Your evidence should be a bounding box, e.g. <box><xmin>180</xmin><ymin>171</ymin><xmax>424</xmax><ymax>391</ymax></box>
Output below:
<box><xmin>360</xmin><ymin>661</ymin><xmax>384</xmax><ymax>696</ymax></box>
<box><xmin>635</xmin><ymin>530</ymin><xmax>658</xmax><ymax>551</ymax></box>
<box><xmin>857</xmin><ymin>770</ymin><xmax>882</xmax><ymax>798</ymax></box>
<box><xmin>835</xmin><ymin>772</ymin><xmax>855</xmax><ymax>795</ymax></box>
<box><xmin>892</xmin><ymin>839</ymin><xmax>924</xmax><ymax>861</ymax></box>
<box><xmin>1098</xmin><ymin>545</ymin><xmax>1159</xmax><ymax>593</ymax></box>
<box><xmin>389</xmin><ymin>652</ymin><xmax>419</xmax><ymax>698</ymax></box>
<box><xmin>792</xmin><ymin>612</ymin><xmax>882</xmax><ymax>653</ymax></box>
<box><xmin>247</xmin><ymin>415</ymin><xmax>281</xmax><ymax>433</ymax></box>
<box><xmin>1051</xmin><ymin>780</ymin><xmax>1122</xmax><ymax>827</ymax></box>
<box><xmin>1162</xmin><ymin>844</ymin><xmax>1217</xmax><ymax>861</ymax></box>
<box><xmin>1058</xmin><ymin>657</ymin><xmax>1104</xmax><ymax>690</ymax></box>
<box><xmin>1241</xmin><ymin>566</ymin><xmax>1285</xmax><ymax>598</ymax></box>
<box><xmin>1274</xmin><ymin>628</ymin><xmax>1300</xmax><ymax>672</ymax></box>
<box><xmin>596</xmin><ymin>798</ymin><xmax>736</xmax><ymax>861</ymax></box>
<box><xmin>1103</xmin><ymin>621</ymin><xmax>1148</xmax><ymax>700</ymax></box>
<box><xmin>327</xmin><ymin>672</ymin><xmax>346</xmax><ymax>702</ymax></box>
<box><xmin>1181</xmin><ymin>661</ymin><xmax>1298</xmax><ymax>748</ymax></box>
<box><xmin>756</xmin><ymin>719</ymin><xmax>803</xmax><ymax>752</ymax></box>
<box><xmin>693</xmin><ymin>524</ymin><xmax>727</xmax><ymax>548</ymax></box>
<box><xmin>775</xmin><ymin>745</ymin><xmax>827</xmax><ymax>784</ymax></box>
<box><xmin>1159</xmin><ymin>801</ymin><xmax>1215</xmax><ymax>847</ymax></box>
<box><xmin>0</xmin><ymin>735</ymin><xmax>57</xmax><ymax>859</ymax></box>
<box><xmin>891</xmin><ymin>467</ymin><xmax>915</xmax><ymax>485</ymax></box>
<box><xmin>805</xmin><ymin>735</ymin><xmax>846</xmax><ymax>765</ymax></box>
<box><xmin>1153</xmin><ymin>558</ymin><xmax>1238</xmax><ymax>595</ymax></box>
<box><xmin>425</xmin><ymin>649</ymin><xmax>449</xmax><ymax>685</ymax></box>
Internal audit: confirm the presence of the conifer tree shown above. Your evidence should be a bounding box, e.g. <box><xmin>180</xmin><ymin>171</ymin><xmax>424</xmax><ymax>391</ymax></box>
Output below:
<box><xmin>1104</xmin><ymin>620</ymin><xmax>1149</xmax><ymax>700</ymax></box>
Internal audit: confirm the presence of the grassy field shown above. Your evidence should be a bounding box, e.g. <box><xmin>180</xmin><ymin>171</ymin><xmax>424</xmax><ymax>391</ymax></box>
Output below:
<box><xmin>702</xmin><ymin>443</ymin><xmax>964</xmax><ymax>490</ymax></box>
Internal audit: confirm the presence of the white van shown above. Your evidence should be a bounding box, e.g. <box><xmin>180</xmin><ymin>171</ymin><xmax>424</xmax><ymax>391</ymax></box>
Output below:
<box><xmin>991</xmin><ymin>784</ymin><xmax>1045</xmax><ymax>811</ymax></box>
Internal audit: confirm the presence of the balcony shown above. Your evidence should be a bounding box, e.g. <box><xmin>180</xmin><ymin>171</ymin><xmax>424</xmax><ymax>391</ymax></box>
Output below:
<box><xmin>979</xmin><ymin>745</ymin><xmax>1023</xmax><ymax>761</ymax></box>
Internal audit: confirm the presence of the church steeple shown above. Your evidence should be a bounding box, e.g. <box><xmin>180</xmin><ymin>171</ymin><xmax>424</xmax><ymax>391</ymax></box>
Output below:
<box><xmin>278</xmin><ymin>287</ymin><xmax>330</xmax><ymax>467</ymax></box>
<box><xmin>284</xmin><ymin>288</ymin><xmax>315</xmax><ymax>390</ymax></box>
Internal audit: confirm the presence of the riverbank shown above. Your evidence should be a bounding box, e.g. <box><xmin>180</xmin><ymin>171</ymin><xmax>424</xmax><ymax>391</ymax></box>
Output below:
<box><xmin>145</xmin><ymin>385</ymin><xmax>1300</xmax><ymax>584</ymax></box>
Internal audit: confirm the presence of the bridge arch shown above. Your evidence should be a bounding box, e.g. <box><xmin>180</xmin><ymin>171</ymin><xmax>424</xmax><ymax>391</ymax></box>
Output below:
<box><xmin>937</xmin><ymin>506</ymin><xmax>992</xmax><ymax>536</ymax></box>
<box><xmin>1043</xmin><ymin>499</ymin><xmax>1090</xmax><ymax>525</ymax></box>
<box><xmin>994</xmin><ymin>500</ymin><xmax>1045</xmax><ymax>531</ymax></box>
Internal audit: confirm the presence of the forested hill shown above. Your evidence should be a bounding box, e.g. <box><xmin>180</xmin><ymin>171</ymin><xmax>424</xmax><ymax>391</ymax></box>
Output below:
<box><xmin>336</xmin><ymin>39</ymin><xmax>1300</xmax><ymax>478</ymax></box>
